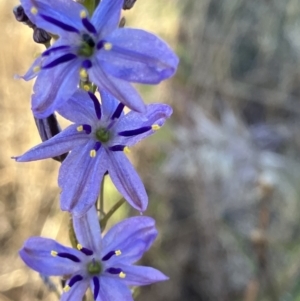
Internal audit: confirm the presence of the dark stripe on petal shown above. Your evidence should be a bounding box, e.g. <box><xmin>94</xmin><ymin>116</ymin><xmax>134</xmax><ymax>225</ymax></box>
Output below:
<box><xmin>82</xmin><ymin>18</ymin><xmax>97</xmax><ymax>34</ymax></box>
<box><xmin>40</xmin><ymin>14</ymin><xmax>80</xmax><ymax>33</ymax></box>
<box><xmin>82</xmin><ymin>59</ymin><xmax>92</xmax><ymax>69</ymax></box>
<box><xmin>118</xmin><ymin>126</ymin><xmax>152</xmax><ymax>137</ymax></box>
<box><xmin>69</xmin><ymin>274</ymin><xmax>83</xmax><ymax>287</ymax></box>
<box><xmin>106</xmin><ymin>267</ymin><xmax>122</xmax><ymax>274</ymax></box>
<box><xmin>82</xmin><ymin>124</ymin><xmax>92</xmax><ymax>134</ymax></box>
<box><xmin>93</xmin><ymin>276</ymin><xmax>100</xmax><ymax>300</ymax></box>
<box><xmin>42</xmin><ymin>53</ymin><xmax>77</xmax><ymax>69</ymax></box>
<box><xmin>109</xmin><ymin>145</ymin><xmax>125</xmax><ymax>152</ymax></box>
<box><xmin>111</xmin><ymin>103</ymin><xmax>125</xmax><ymax>120</ymax></box>
<box><xmin>96</xmin><ymin>40</ymin><xmax>105</xmax><ymax>50</ymax></box>
<box><xmin>42</xmin><ymin>45</ymin><xmax>70</xmax><ymax>57</ymax></box>
<box><xmin>57</xmin><ymin>252</ymin><xmax>81</xmax><ymax>262</ymax></box>
<box><xmin>88</xmin><ymin>92</ymin><xmax>101</xmax><ymax>119</ymax></box>
<box><xmin>94</xmin><ymin>141</ymin><xmax>102</xmax><ymax>152</ymax></box>
<box><xmin>102</xmin><ymin>250</ymin><xmax>115</xmax><ymax>261</ymax></box>
<box><xmin>79</xmin><ymin>247</ymin><xmax>93</xmax><ymax>256</ymax></box>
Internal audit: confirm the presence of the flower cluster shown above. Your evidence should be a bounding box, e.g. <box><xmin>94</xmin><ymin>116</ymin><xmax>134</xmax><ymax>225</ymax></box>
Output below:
<box><xmin>13</xmin><ymin>0</ymin><xmax>178</xmax><ymax>300</ymax></box>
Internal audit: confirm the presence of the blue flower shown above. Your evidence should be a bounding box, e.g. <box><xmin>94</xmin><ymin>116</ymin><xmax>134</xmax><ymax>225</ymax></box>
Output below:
<box><xmin>14</xmin><ymin>90</ymin><xmax>172</xmax><ymax>216</ymax></box>
<box><xmin>20</xmin><ymin>206</ymin><xmax>168</xmax><ymax>301</ymax></box>
<box><xmin>19</xmin><ymin>0</ymin><xmax>179</xmax><ymax>118</ymax></box>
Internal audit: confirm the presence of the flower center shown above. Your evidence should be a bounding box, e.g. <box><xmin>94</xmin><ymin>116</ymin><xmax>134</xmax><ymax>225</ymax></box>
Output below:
<box><xmin>87</xmin><ymin>259</ymin><xmax>102</xmax><ymax>275</ymax></box>
<box><xmin>95</xmin><ymin>128</ymin><xmax>110</xmax><ymax>143</ymax></box>
<box><xmin>78</xmin><ymin>33</ymin><xmax>95</xmax><ymax>57</ymax></box>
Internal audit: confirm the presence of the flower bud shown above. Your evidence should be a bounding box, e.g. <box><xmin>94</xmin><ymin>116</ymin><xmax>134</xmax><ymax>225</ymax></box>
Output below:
<box><xmin>13</xmin><ymin>5</ymin><xmax>29</xmax><ymax>23</ymax></box>
<box><xmin>123</xmin><ymin>0</ymin><xmax>137</xmax><ymax>10</ymax></box>
<box><xmin>33</xmin><ymin>27</ymin><xmax>52</xmax><ymax>44</ymax></box>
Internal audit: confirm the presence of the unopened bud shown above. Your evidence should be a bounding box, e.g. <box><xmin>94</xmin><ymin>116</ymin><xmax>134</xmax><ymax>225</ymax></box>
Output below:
<box><xmin>33</xmin><ymin>27</ymin><xmax>52</xmax><ymax>44</ymax></box>
<box><xmin>13</xmin><ymin>5</ymin><xmax>29</xmax><ymax>23</ymax></box>
<box><xmin>123</xmin><ymin>0</ymin><xmax>137</xmax><ymax>10</ymax></box>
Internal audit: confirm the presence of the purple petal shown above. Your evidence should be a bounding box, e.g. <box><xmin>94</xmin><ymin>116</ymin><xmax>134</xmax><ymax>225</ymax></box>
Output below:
<box><xmin>57</xmin><ymin>90</ymin><xmax>97</xmax><ymax>124</ymax></box>
<box><xmin>101</xmin><ymin>216</ymin><xmax>156</xmax><ymax>263</ymax></box>
<box><xmin>99</xmin><ymin>90</ymin><xmax>120</xmax><ymax>121</ymax></box>
<box><xmin>99</xmin><ymin>28</ymin><xmax>179</xmax><ymax>84</ymax></box>
<box><xmin>73</xmin><ymin>206</ymin><xmax>102</xmax><ymax>254</ymax></box>
<box><xmin>59</xmin><ymin>141</ymin><xmax>108</xmax><ymax>217</ymax></box>
<box><xmin>112</xmin><ymin>103</ymin><xmax>173</xmax><ymax>147</ymax></box>
<box><xmin>31</xmin><ymin>59</ymin><xmax>81</xmax><ymax>118</ymax></box>
<box><xmin>89</xmin><ymin>60</ymin><xmax>145</xmax><ymax>113</ymax></box>
<box><xmin>117</xmin><ymin>265</ymin><xmax>169</xmax><ymax>286</ymax></box>
<box><xmin>14</xmin><ymin>125</ymin><xmax>89</xmax><ymax>162</ymax></box>
<box><xmin>61</xmin><ymin>280</ymin><xmax>89</xmax><ymax>301</ymax></box>
<box><xmin>107</xmin><ymin>152</ymin><xmax>148</xmax><ymax>211</ymax></box>
<box><xmin>17</xmin><ymin>55</ymin><xmax>43</xmax><ymax>81</ymax></box>
<box><xmin>91</xmin><ymin>0</ymin><xmax>123</xmax><ymax>37</ymax></box>
<box><xmin>95</xmin><ymin>277</ymin><xmax>133</xmax><ymax>301</ymax></box>
<box><xmin>20</xmin><ymin>0</ymin><xmax>85</xmax><ymax>37</ymax></box>
<box><xmin>19</xmin><ymin>237</ymin><xmax>83</xmax><ymax>276</ymax></box>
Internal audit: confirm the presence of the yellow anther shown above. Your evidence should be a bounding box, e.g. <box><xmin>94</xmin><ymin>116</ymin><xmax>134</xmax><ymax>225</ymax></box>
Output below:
<box><xmin>90</xmin><ymin>150</ymin><xmax>96</xmax><ymax>157</ymax></box>
<box><xmin>104</xmin><ymin>43</ymin><xmax>113</xmax><ymax>51</ymax></box>
<box><xmin>77</xmin><ymin>125</ymin><xmax>83</xmax><ymax>132</ymax></box>
<box><xmin>124</xmin><ymin>146</ymin><xmax>130</xmax><ymax>154</ymax></box>
<box><xmin>115</xmin><ymin>250</ymin><xmax>121</xmax><ymax>256</ymax></box>
<box><xmin>80</xmin><ymin>68</ymin><xmax>88</xmax><ymax>79</ymax></box>
<box><xmin>33</xmin><ymin>66</ymin><xmax>41</xmax><ymax>73</ymax></box>
<box><xmin>83</xmin><ymin>84</ymin><xmax>90</xmax><ymax>91</ymax></box>
<box><xmin>31</xmin><ymin>7</ymin><xmax>38</xmax><ymax>15</ymax></box>
<box><xmin>152</xmin><ymin>124</ymin><xmax>160</xmax><ymax>131</ymax></box>
<box><xmin>51</xmin><ymin>251</ymin><xmax>58</xmax><ymax>257</ymax></box>
<box><xmin>80</xmin><ymin>10</ymin><xmax>87</xmax><ymax>18</ymax></box>
<box><xmin>63</xmin><ymin>285</ymin><xmax>70</xmax><ymax>292</ymax></box>
<box><xmin>119</xmin><ymin>272</ymin><xmax>126</xmax><ymax>279</ymax></box>
<box><xmin>77</xmin><ymin>244</ymin><xmax>83</xmax><ymax>250</ymax></box>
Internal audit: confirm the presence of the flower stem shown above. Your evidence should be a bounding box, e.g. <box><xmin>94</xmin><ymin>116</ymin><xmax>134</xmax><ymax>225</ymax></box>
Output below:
<box><xmin>100</xmin><ymin>198</ymin><xmax>126</xmax><ymax>230</ymax></box>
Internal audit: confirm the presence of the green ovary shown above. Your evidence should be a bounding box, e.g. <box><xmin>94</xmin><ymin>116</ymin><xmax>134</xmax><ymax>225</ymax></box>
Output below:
<box><xmin>95</xmin><ymin>128</ymin><xmax>110</xmax><ymax>143</ymax></box>
<box><xmin>87</xmin><ymin>260</ymin><xmax>102</xmax><ymax>275</ymax></box>
<box><xmin>78</xmin><ymin>43</ymin><xmax>94</xmax><ymax>57</ymax></box>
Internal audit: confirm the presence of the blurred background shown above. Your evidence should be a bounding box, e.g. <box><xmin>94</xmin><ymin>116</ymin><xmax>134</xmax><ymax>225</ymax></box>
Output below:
<box><xmin>2</xmin><ymin>0</ymin><xmax>300</xmax><ymax>300</ymax></box>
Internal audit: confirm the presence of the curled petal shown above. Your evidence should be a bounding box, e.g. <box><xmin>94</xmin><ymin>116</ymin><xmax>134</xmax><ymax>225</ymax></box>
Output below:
<box><xmin>20</xmin><ymin>0</ymin><xmax>85</xmax><ymax>37</ymax></box>
<box><xmin>99</xmin><ymin>28</ymin><xmax>179</xmax><ymax>84</ymax></box>
<box><xmin>116</xmin><ymin>265</ymin><xmax>169</xmax><ymax>286</ymax></box>
<box><xmin>112</xmin><ymin>103</ymin><xmax>173</xmax><ymax>147</ymax></box>
<box><xmin>107</xmin><ymin>152</ymin><xmax>148</xmax><ymax>212</ymax></box>
<box><xmin>19</xmin><ymin>237</ymin><xmax>83</xmax><ymax>276</ymax></box>
<box><xmin>31</xmin><ymin>59</ymin><xmax>81</xmax><ymax>118</ymax></box>
<box><xmin>91</xmin><ymin>0</ymin><xmax>123</xmax><ymax>37</ymax></box>
<box><xmin>101</xmin><ymin>216</ymin><xmax>156</xmax><ymax>262</ymax></box>
<box><xmin>59</xmin><ymin>141</ymin><xmax>108</xmax><ymax>217</ymax></box>
<box><xmin>89</xmin><ymin>60</ymin><xmax>145</xmax><ymax>113</ymax></box>
<box><xmin>14</xmin><ymin>125</ymin><xmax>89</xmax><ymax>162</ymax></box>
<box><xmin>73</xmin><ymin>206</ymin><xmax>102</xmax><ymax>254</ymax></box>
<box><xmin>57</xmin><ymin>90</ymin><xmax>97</xmax><ymax>124</ymax></box>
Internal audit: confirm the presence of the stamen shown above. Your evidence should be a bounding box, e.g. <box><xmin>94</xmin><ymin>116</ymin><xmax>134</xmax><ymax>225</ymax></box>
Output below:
<box><xmin>111</xmin><ymin>103</ymin><xmax>125</xmax><ymax>120</ymax></box>
<box><xmin>40</xmin><ymin>14</ymin><xmax>79</xmax><ymax>33</ymax></box>
<box><xmin>104</xmin><ymin>43</ymin><xmax>113</xmax><ymax>51</ymax></box>
<box><xmin>93</xmin><ymin>276</ymin><xmax>100</xmax><ymax>300</ymax></box>
<box><xmin>42</xmin><ymin>45</ymin><xmax>70</xmax><ymax>57</ymax></box>
<box><xmin>68</xmin><ymin>274</ymin><xmax>83</xmax><ymax>287</ymax></box>
<box><xmin>63</xmin><ymin>285</ymin><xmax>70</xmax><ymax>292</ymax></box>
<box><xmin>80</xmin><ymin>11</ymin><xmax>97</xmax><ymax>34</ymax></box>
<box><xmin>119</xmin><ymin>272</ymin><xmax>126</xmax><ymax>278</ymax></box>
<box><xmin>31</xmin><ymin>7</ymin><xmax>38</xmax><ymax>14</ymax></box>
<box><xmin>124</xmin><ymin>146</ymin><xmax>130</xmax><ymax>154</ymax></box>
<box><xmin>80</xmin><ymin>68</ymin><xmax>88</xmax><ymax>80</ymax></box>
<box><xmin>118</xmin><ymin>126</ymin><xmax>152</xmax><ymax>137</ymax></box>
<box><xmin>42</xmin><ymin>53</ymin><xmax>77</xmax><ymax>69</ymax></box>
<box><xmin>109</xmin><ymin>145</ymin><xmax>125</xmax><ymax>152</ymax></box>
<box><xmin>83</xmin><ymin>85</ymin><xmax>90</xmax><ymax>91</ymax></box>
<box><xmin>90</xmin><ymin>142</ymin><xmax>102</xmax><ymax>158</ymax></box>
<box><xmin>33</xmin><ymin>66</ymin><xmax>41</xmax><ymax>73</ymax></box>
<box><xmin>90</xmin><ymin>150</ymin><xmax>96</xmax><ymax>157</ymax></box>
<box><xmin>102</xmin><ymin>250</ymin><xmax>122</xmax><ymax>261</ymax></box>
<box><xmin>152</xmin><ymin>124</ymin><xmax>161</xmax><ymax>130</ymax></box>
<box><xmin>52</xmin><ymin>251</ymin><xmax>81</xmax><ymax>262</ymax></box>
<box><xmin>77</xmin><ymin>124</ymin><xmax>92</xmax><ymax>134</ymax></box>
<box><xmin>77</xmin><ymin>244</ymin><xmax>93</xmax><ymax>256</ymax></box>
<box><xmin>88</xmin><ymin>92</ymin><xmax>101</xmax><ymax>120</ymax></box>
